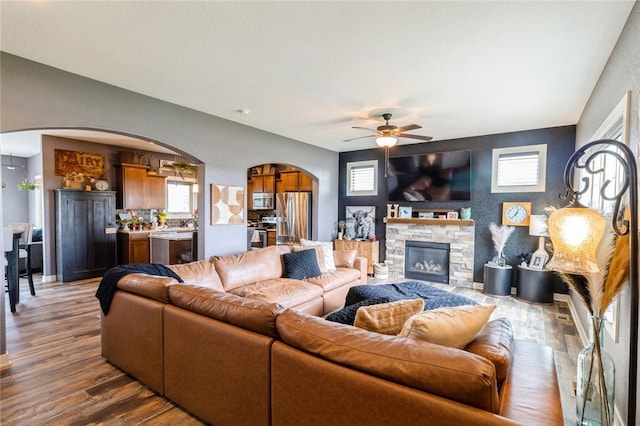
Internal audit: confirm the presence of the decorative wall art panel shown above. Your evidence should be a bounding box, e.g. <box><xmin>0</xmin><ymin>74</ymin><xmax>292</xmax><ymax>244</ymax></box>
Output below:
<box><xmin>211</xmin><ymin>184</ymin><xmax>245</xmax><ymax>225</ymax></box>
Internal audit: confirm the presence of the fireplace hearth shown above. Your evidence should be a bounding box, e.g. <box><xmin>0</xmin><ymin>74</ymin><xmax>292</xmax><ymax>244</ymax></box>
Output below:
<box><xmin>405</xmin><ymin>241</ymin><xmax>450</xmax><ymax>284</ymax></box>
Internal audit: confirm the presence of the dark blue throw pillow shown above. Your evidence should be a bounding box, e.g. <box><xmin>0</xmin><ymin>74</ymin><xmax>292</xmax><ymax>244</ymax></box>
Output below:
<box><xmin>283</xmin><ymin>249</ymin><xmax>322</xmax><ymax>280</ymax></box>
<box><xmin>325</xmin><ymin>297</ymin><xmax>392</xmax><ymax>325</ymax></box>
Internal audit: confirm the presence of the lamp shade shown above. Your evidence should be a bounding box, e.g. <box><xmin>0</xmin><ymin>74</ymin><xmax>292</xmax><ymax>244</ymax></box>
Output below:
<box><xmin>529</xmin><ymin>214</ymin><xmax>549</xmax><ymax>237</ymax></box>
<box><xmin>546</xmin><ymin>203</ymin><xmax>605</xmax><ymax>274</ymax></box>
<box><xmin>376</xmin><ymin>136</ymin><xmax>397</xmax><ymax>147</ymax></box>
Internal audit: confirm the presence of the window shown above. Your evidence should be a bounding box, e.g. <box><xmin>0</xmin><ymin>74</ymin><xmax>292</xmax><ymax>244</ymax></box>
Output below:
<box><xmin>346</xmin><ymin>160</ymin><xmax>378</xmax><ymax>196</ymax></box>
<box><xmin>583</xmin><ymin>91</ymin><xmax>630</xmax><ymax>343</ymax></box>
<box><xmin>167</xmin><ymin>179</ymin><xmax>197</xmax><ymax>215</ymax></box>
<box><xmin>491</xmin><ymin>144</ymin><xmax>547</xmax><ymax>193</ymax></box>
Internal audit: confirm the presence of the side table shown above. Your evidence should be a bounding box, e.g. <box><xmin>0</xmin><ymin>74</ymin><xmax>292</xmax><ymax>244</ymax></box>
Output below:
<box><xmin>334</xmin><ymin>239</ymin><xmax>379</xmax><ymax>275</ymax></box>
<box><xmin>516</xmin><ymin>265</ymin><xmax>555</xmax><ymax>304</ymax></box>
<box><xmin>483</xmin><ymin>263</ymin><xmax>512</xmax><ymax>297</ymax></box>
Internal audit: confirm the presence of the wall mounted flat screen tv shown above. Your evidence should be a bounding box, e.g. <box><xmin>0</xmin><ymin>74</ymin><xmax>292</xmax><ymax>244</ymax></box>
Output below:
<box><xmin>387</xmin><ymin>150</ymin><xmax>471</xmax><ymax>202</ymax></box>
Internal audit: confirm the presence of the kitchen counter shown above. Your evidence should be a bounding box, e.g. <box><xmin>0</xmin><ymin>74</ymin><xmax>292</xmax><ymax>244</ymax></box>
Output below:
<box><xmin>149</xmin><ymin>232</ymin><xmax>193</xmax><ymax>241</ymax></box>
<box><xmin>118</xmin><ymin>227</ymin><xmax>195</xmax><ymax>234</ymax></box>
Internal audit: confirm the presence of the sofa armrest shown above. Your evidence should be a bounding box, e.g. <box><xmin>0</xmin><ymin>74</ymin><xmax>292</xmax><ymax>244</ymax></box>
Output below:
<box><xmin>352</xmin><ymin>256</ymin><xmax>367</xmax><ymax>283</ymax></box>
<box><xmin>117</xmin><ymin>273</ymin><xmax>178</xmax><ymax>303</ymax></box>
<box><xmin>499</xmin><ymin>340</ymin><xmax>563</xmax><ymax>425</ymax></box>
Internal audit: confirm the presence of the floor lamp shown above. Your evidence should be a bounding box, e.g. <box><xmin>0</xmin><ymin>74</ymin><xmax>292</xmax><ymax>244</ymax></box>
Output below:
<box><xmin>546</xmin><ymin>139</ymin><xmax>638</xmax><ymax>426</ymax></box>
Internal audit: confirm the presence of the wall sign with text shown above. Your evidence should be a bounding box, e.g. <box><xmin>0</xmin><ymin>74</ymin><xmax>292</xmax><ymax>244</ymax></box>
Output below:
<box><xmin>54</xmin><ymin>149</ymin><xmax>105</xmax><ymax>178</ymax></box>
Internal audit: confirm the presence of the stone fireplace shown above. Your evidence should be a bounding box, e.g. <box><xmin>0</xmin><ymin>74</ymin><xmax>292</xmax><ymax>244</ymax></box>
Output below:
<box><xmin>385</xmin><ymin>218</ymin><xmax>474</xmax><ymax>288</ymax></box>
<box><xmin>404</xmin><ymin>241</ymin><xmax>450</xmax><ymax>284</ymax></box>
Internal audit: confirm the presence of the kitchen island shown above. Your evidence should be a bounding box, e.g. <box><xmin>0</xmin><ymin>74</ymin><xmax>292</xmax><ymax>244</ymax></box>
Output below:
<box><xmin>118</xmin><ymin>228</ymin><xmax>195</xmax><ymax>265</ymax></box>
<box><xmin>149</xmin><ymin>232</ymin><xmax>193</xmax><ymax>265</ymax></box>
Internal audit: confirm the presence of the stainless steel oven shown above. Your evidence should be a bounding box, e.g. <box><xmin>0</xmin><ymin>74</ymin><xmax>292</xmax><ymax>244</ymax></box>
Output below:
<box><xmin>252</xmin><ymin>192</ymin><xmax>274</xmax><ymax>210</ymax></box>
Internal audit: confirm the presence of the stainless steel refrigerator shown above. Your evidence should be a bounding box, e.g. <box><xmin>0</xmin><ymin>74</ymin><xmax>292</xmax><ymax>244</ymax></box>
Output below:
<box><xmin>276</xmin><ymin>192</ymin><xmax>311</xmax><ymax>244</ymax></box>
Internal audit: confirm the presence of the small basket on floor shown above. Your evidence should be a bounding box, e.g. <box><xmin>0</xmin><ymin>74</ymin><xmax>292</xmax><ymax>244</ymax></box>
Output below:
<box><xmin>373</xmin><ymin>262</ymin><xmax>389</xmax><ymax>279</ymax></box>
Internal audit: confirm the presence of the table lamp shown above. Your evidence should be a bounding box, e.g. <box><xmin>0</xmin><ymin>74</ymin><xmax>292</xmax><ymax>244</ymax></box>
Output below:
<box><xmin>529</xmin><ymin>214</ymin><xmax>550</xmax><ymax>265</ymax></box>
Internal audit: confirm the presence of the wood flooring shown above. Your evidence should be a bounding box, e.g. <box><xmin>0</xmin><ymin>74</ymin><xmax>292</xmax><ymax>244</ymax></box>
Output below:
<box><xmin>2</xmin><ymin>275</ymin><xmax>580</xmax><ymax>425</ymax></box>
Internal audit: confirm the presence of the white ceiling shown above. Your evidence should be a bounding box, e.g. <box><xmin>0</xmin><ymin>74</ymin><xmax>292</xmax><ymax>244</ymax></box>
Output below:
<box><xmin>0</xmin><ymin>1</ymin><xmax>635</xmax><ymax>158</ymax></box>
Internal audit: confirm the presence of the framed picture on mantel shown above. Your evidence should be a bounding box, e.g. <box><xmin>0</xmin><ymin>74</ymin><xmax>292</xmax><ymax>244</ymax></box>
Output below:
<box><xmin>398</xmin><ymin>206</ymin><xmax>412</xmax><ymax>218</ymax></box>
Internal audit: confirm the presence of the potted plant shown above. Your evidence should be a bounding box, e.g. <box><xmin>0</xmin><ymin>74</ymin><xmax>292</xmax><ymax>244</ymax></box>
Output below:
<box><xmin>17</xmin><ymin>178</ymin><xmax>36</xmax><ymax>191</ymax></box>
<box><xmin>163</xmin><ymin>158</ymin><xmax>198</xmax><ymax>179</ymax></box>
<box><xmin>157</xmin><ymin>211</ymin><xmax>168</xmax><ymax>227</ymax></box>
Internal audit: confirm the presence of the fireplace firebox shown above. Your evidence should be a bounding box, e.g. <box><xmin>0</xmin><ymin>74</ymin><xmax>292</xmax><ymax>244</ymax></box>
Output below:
<box><xmin>404</xmin><ymin>241</ymin><xmax>450</xmax><ymax>284</ymax></box>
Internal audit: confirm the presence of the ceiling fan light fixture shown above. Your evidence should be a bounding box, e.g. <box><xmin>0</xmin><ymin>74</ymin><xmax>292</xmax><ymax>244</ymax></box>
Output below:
<box><xmin>376</xmin><ymin>136</ymin><xmax>397</xmax><ymax>147</ymax></box>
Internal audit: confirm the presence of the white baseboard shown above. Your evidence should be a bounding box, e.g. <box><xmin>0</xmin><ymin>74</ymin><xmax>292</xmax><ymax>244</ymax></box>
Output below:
<box><xmin>0</xmin><ymin>353</ymin><xmax>11</xmax><ymax>370</ymax></box>
<box><xmin>41</xmin><ymin>274</ymin><xmax>57</xmax><ymax>283</ymax></box>
<box><xmin>565</xmin><ymin>295</ymin><xmax>588</xmax><ymax>346</ymax></box>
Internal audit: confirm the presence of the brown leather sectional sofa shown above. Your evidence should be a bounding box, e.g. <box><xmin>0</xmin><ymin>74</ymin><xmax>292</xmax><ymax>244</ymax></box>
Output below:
<box><xmin>101</xmin><ymin>245</ymin><xmax>563</xmax><ymax>425</ymax></box>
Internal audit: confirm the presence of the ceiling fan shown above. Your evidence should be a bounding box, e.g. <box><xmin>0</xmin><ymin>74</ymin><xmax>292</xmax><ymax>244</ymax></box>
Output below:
<box><xmin>343</xmin><ymin>113</ymin><xmax>433</xmax><ymax>147</ymax></box>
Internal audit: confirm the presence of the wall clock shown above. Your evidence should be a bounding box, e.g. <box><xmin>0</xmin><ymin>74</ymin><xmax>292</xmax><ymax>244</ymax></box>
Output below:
<box><xmin>502</xmin><ymin>202</ymin><xmax>531</xmax><ymax>226</ymax></box>
<box><xmin>95</xmin><ymin>180</ymin><xmax>109</xmax><ymax>191</ymax></box>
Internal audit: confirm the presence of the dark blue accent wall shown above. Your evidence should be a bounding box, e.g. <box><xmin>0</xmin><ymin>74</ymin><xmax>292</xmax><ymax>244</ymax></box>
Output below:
<box><xmin>338</xmin><ymin>125</ymin><xmax>576</xmax><ymax>292</ymax></box>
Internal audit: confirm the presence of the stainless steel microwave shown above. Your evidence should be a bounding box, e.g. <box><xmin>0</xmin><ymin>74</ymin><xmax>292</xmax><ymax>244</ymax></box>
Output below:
<box><xmin>252</xmin><ymin>192</ymin><xmax>274</xmax><ymax>210</ymax></box>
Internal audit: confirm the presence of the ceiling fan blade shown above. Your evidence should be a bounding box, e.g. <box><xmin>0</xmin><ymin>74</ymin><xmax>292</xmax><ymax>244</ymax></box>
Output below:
<box><xmin>343</xmin><ymin>134</ymin><xmax>376</xmax><ymax>142</ymax></box>
<box><xmin>397</xmin><ymin>133</ymin><xmax>433</xmax><ymax>142</ymax></box>
<box><xmin>352</xmin><ymin>126</ymin><xmax>377</xmax><ymax>132</ymax></box>
<box><xmin>395</xmin><ymin>124</ymin><xmax>422</xmax><ymax>133</ymax></box>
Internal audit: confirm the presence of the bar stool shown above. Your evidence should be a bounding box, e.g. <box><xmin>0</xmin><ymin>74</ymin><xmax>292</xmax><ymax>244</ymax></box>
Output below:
<box><xmin>9</xmin><ymin>223</ymin><xmax>35</xmax><ymax>295</ymax></box>
<box><xmin>4</xmin><ymin>227</ymin><xmax>21</xmax><ymax>312</ymax></box>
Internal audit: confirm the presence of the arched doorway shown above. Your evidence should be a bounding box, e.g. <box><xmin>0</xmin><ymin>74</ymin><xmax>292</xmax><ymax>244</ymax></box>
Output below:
<box><xmin>247</xmin><ymin>163</ymin><xmax>316</xmax><ymax>247</ymax></box>
<box><xmin>1</xmin><ymin>129</ymin><xmax>203</xmax><ymax>280</ymax></box>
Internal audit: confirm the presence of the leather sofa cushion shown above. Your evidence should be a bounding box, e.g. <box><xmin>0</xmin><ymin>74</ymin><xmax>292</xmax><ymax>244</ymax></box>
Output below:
<box><xmin>465</xmin><ymin>317</ymin><xmax>514</xmax><ymax>384</ymax></box>
<box><xmin>168</xmin><ymin>285</ymin><xmax>283</xmax><ymax>338</ymax></box>
<box><xmin>304</xmin><ymin>267</ymin><xmax>361</xmax><ymax>292</ymax></box>
<box><xmin>116</xmin><ymin>273</ymin><xmax>178</xmax><ymax>303</ymax></box>
<box><xmin>213</xmin><ymin>246</ymin><xmax>291</xmax><ymax>291</ymax></box>
<box><xmin>277</xmin><ymin>309</ymin><xmax>500</xmax><ymax>413</ymax></box>
<box><xmin>230</xmin><ymin>278</ymin><xmax>323</xmax><ymax>309</ymax></box>
<box><xmin>168</xmin><ymin>260</ymin><xmax>224</xmax><ymax>291</ymax></box>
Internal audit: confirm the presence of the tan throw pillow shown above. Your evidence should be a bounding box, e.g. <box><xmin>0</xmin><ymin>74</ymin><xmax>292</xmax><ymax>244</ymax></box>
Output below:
<box><xmin>292</xmin><ymin>245</ymin><xmax>326</xmax><ymax>273</ymax></box>
<box><xmin>398</xmin><ymin>304</ymin><xmax>496</xmax><ymax>349</ymax></box>
<box><xmin>300</xmin><ymin>239</ymin><xmax>336</xmax><ymax>271</ymax></box>
<box><xmin>334</xmin><ymin>249</ymin><xmax>357</xmax><ymax>268</ymax></box>
<box><xmin>353</xmin><ymin>299</ymin><xmax>425</xmax><ymax>335</ymax></box>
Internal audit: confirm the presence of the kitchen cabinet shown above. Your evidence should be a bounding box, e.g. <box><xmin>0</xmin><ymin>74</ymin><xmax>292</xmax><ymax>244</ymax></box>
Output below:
<box><xmin>251</xmin><ymin>174</ymin><xmax>275</xmax><ymax>193</ymax></box>
<box><xmin>334</xmin><ymin>239</ymin><xmax>379</xmax><ymax>275</ymax></box>
<box><xmin>279</xmin><ymin>171</ymin><xmax>313</xmax><ymax>192</ymax></box>
<box><xmin>247</xmin><ymin>180</ymin><xmax>254</xmax><ymax>210</ymax></box>
<box><xmin>56</xmin><ymin>190</ymin><xmax>117</xmax><ymax>282</ymax></box>
<box><xmin>118</xmin><ymin>232</ymin><xmax>150</xmax><ymax>264</ymax></box>
<box><xmin>116</xmin><ymin>163</ymin><xmax>167</xmax><ymax>209</ymax></box>
<box><xmin>267</xmin><ymin>229</ymin><xmax>277</xmax><ymax>246</ymax></box>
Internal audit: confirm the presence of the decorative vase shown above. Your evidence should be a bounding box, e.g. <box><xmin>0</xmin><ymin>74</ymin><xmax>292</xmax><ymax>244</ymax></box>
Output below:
<box><xmin>460</xmin><ymin>207</ymin><xmax>471</xmax><ymax>220</ymax></box>
<box><xmin>496</xmin><ymin>251</ymin><xmax>506</xmax><ymax>267</ymax></box>
<box><xmin>576</xmin><ymin>315</ymin><xmax>614</xmax><ymax>426</ymax></box>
